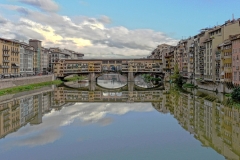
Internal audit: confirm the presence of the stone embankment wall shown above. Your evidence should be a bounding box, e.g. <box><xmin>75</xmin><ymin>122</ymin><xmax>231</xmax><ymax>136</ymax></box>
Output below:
<box><xmin>194</xmin><ymin>80</ymin><xmax>233</xmax><ymax>93</ymax></box>
<box><xmin>0</xmin><ymin>86</ymin><xmax>54</xmax><ymax>102</ymax></box>
<box><xmin>0</xmin><ymin>75</ymin><xmax>55</xmax><ymax>90</ymax></box>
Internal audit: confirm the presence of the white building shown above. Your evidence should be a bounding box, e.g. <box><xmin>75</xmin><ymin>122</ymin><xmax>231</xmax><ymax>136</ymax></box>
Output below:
<box><xmin>41</xmin><ymin>47</ymin><xmax>49</xmax><ymax>74</ymax></box>
<box><xmin>19</xmin><ymin>43</ymin><xmax>34</xmax><ymax>76</ymax></box>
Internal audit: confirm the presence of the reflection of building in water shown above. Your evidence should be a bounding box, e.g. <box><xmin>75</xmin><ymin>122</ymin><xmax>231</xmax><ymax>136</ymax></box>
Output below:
<box><xmin>154</xmin><ymin>90</ymin><xmax>240</xmax><ymax>160</ymax></box>
<box><xmin>53</xmin><ymin>87</ymin><xmax>163</xmax><ymax>103</ymax></box>
<box><xmin>20</xmin><ymin>96</ymin><xmax>34</xmax><ymax>125</ymax></box>
<box><xmin>0</xmin><ymin>89</ymin><xmax>53</xmax><ymax>138</ymax></box>
<box><xmin>0</xmin><ymin>99</ymin><xmax>21</xmax><ymax>138</ymax></box>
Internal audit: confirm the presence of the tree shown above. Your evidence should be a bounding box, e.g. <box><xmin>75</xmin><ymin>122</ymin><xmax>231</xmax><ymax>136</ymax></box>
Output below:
<box><xmin>232</xmin><ymin>87</ymin><xmax>240</xmax><ymax>102</ymax></box>
<box><xmin>171</xmin><ymin>64</ymin><xmax>183</xmax><ymax>87</ymax></box>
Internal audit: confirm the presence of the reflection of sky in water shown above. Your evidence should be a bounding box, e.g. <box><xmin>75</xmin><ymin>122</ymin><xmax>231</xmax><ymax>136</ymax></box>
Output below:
<box><xmin>98</xmin><ymin>80</ymin><xmax>127</xmax><ymax>88</ymax></box>
<box><xmin>0</xmin><ymin>103</ymin><xmax>223</xmax><ymax>160</ymax></box>
<box><xmin>134</xmin><ymin>75</ymin><xmax>153</xmax><ymax>88</ymax></box>
<box><xmin>135</xmin><ymin>81</ymin><xmax>148</xmax><ymax>88</ymax></box>
<box><xmin>97</xmin><ymin>74</ymin><xmax>127</xmax><ymax>88</ymax></box>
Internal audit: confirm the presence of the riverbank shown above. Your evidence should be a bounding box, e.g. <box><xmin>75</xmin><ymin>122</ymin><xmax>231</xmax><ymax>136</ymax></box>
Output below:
<box><xmin>0</xmin><ymin>75</ymin><xmax>55</xmax><ymax>90</ymax></box>
<box><xmin>64</xmin><ymin>75</ymin><xmax>85</xmax><ymax>82</ymax></box>
<box><xmin>0</xmin><ymin>80</ymin><xmax>62</xmax><ymax>96</ymax></box>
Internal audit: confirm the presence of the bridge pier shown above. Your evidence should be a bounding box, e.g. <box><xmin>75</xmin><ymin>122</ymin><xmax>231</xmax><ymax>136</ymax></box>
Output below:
<box><xmin>128</xmin><ymin>72</ymin><xmax>134</xmax><ymax>82</ymax></box>
<box><xmin>128</xmin><ymin>81</ymin><xmax>134</xmax><ymax>92</ymax></box>
<box><xmin>88</xmin><ymin>72</ymin><xmax>96</xmax><ymax>82</ymax></box>
<box><xmin>89</xmin><ymin>81</ymin><xmax>96</xmax><ymax>91</ymax></box>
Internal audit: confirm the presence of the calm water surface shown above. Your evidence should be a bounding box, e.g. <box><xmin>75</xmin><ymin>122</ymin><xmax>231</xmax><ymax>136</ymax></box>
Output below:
<box><xmin>0</xmin><ymin>77</ymin><xmax>236</xmax><ymax>160</ymax></box>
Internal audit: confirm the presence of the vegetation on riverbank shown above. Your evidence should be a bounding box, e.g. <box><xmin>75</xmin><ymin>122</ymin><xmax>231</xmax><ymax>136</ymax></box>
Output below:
<box><xmin>171</xmin><ymin>64</ymin><xmax>183</xmax><ymax>88</ymax></box>
<box><xmin>142</xmin><ymin>74</ymin><xmax>161</xmax><ymax>83</ymax></box>
<box><xmin>183</xmin><ymin>83</ymin><xmax>196</xmax><ymax>88</ymax></box>
<box><xmin>231</xmin><ymin>87</ymin><xmax>240</xmax><ymax>102</ymax></box>
<box><xmin>0</xmin><ymin>80</ymin><xmax>62</xmax><ymax>96</ymax></box>
<box><xmin>222</xmin><ymin>87</ymin><xmax>240</xmax><ymax>107</ymax></box>
<box><xmin>64</xmin><ymin>75</ymin><xmax>85</xmax><ymax>82</ymax></box>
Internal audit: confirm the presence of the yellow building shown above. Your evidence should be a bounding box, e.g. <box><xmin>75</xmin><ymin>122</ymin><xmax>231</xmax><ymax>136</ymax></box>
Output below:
<box><xmin>0</xmin><ymin>38</ymin><xmax>20</xmax><ymax>77</ymax></box>
<box><xmin>0</xmin><ymin>100</ymin><xmax>20</xmax><ymax>138</ymax></box>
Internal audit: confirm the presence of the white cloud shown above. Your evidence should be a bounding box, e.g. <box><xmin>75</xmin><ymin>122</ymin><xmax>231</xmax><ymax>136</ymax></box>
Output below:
<box><xmin>0</xmin><ymin>4</ymin><xmax>178</xmax><ymax>58</ymax></box>
<box><xmin>19</xmin><ymin>0</ymin><xmax>59</xmax><ymax>12</ymax></box>
<box><xmin>3</xmin><ymin>103</ymin><xmax>153</xmax><ymax>147</ymax></box>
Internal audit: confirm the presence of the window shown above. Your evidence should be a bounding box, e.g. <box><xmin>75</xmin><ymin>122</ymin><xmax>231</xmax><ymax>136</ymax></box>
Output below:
<box><xmin>234</xmin><ymin>72</ymin><xmax>237</xmax><ymax>81</ymax></box>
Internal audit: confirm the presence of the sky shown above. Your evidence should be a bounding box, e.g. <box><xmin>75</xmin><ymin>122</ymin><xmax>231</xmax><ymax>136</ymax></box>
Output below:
<box><xmin>0</xmin><ymin>0</ymin><xmax>240</xmax><ymax>58</ymax></box>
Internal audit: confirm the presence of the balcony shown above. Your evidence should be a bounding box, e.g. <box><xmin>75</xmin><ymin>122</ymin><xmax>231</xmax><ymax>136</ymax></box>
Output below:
<box><xmin>3</xmin><ymin>53</ymin><xmax>10</xmax><ymax>57</ymax></box>
<box><xmin>2</xmin><ymin>48</ymin><xmax>10</xmax><ymax>52</ymax></box>
<box><xmin>0</xmin><ymin>65</ymin><xmax>9</xmax><ymax>68</ymax></box>
<box><xmin>12</xmin><ymin>63</ymin><xmax>19</xmax><ymax>68</ymax></box>
<box><xmin>3</xmin><ymin>59</ymin><xmax>9</xmax><ymax>63</ymax></box>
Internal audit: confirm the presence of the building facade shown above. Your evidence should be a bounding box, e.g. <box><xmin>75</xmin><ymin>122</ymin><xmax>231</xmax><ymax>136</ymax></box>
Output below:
<box><xmin>41</xmin><ymin>47</ymin><xmax>49</xmax><ymax>74</ymax></box>
<box><xmin>19</xmin><ymin>42</ymin><xmax>34</xmax><ymax>76</ymax></box>
<box><xmin>49</xmin><ymin>47</ymin><xmax>71</xmax><ymax>72</ymax></box>
<box><xmin>29</xmin><ymin>39</ymin><xmax>42</xmax><ymax>74</ymax></box>
<box><xmin>231</xmin><ymin>34</ymin><xmax>240</xmax><ymax>85</ymax></box>
<box><xmin>148</xmin><ymin>18</ymin><xmax>240</xmax><ymax>89</ymax></box>
<box><xmin>0</xmin><ymin>38</ymin><xmax>20</xmax><ymax>78</ymax></box>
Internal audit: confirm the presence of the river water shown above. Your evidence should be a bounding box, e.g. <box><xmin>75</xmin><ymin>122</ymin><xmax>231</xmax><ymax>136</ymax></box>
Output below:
<box><xmin>0</xmin><ymin>75</ymin><xmax>238</xmax><ymax>160</ymax></box>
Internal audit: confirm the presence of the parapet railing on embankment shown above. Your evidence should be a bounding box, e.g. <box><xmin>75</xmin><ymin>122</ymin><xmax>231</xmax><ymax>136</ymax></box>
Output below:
<box><xmin>0</xmin><ymin>74</ymin><xmax>55</xmax><ymax>90</ymax></box>
<box><xmin>0</xmin><ymin>74</ymin><xmax>54</xmax><ymax>82</ymax></box>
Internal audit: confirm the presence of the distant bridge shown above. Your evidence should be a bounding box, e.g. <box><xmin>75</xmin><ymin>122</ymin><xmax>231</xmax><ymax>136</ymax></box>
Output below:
<box><xmin>54</xmin><ymin>59</ymin><xmax>163</xmax><ymax>82</ymax></box>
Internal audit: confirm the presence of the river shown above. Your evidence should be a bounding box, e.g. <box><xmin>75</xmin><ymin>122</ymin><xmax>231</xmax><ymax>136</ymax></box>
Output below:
<box><xmin>0</xmin><ymin>75</ymin><xmax>237</xmax><ymax>160</ymax></box>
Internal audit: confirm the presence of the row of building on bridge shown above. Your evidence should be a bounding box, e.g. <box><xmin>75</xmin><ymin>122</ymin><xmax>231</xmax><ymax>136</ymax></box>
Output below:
<box><xmin>0</xmin><ymin>38</ymin><xmax>84</xmax><ymax>78</ymax></box>
<box><xmin>148</xmin><ymin>18</ymin><xmax>240</xmax><ymax>85</ymax></box>
<box><xmin>54</xmin><ymin>59</ymin><xmax>162</xmax><ymax>77</ymax></box>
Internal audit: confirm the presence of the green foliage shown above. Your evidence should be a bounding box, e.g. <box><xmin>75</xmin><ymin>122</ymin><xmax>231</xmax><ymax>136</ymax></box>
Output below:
<box><xmin>183</xmin><ymin>83</ymin><xmax>196</xmax><ymax>88</ymax></box>
<box><xmin>225</xmin><ymin>93</ymin><xmax>232</xmax><ymax>97</ymax></box>
<box><xmin>231</xmin><ymin>87</ymin><xmax>240</xmax><ymax>102</ymax></box>
<box><xmin>171</xmin><ymin>64</ymin><xmax>183</xmax><ymax>87</ymax></box>
<box><xmin>142</xmin><ymin>74</ymin><xmax>161</xmax><ymax>83</ymax></box>
<box><xmin>65</xmin><ymin>75</ymin><xmax>85</xmax><ymax>82</ymax></box>
<box><xmin>0</xmin><ymin>80</ymin><xmax>62</xmax><ymax>96</ymax></box>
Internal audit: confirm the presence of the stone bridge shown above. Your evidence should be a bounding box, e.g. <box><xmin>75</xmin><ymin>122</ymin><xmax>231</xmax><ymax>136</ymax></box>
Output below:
<box><xmin>54</xmin><ymin>59</ymin><xmax>163</xmax><ymax>81</ymax></box>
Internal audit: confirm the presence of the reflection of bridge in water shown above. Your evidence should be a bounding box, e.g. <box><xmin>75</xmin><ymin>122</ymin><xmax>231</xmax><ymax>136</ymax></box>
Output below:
<box><xmin>53</xmin><ymin>87</ymin><xmax>163</xmax><ymax>105</ymax></box>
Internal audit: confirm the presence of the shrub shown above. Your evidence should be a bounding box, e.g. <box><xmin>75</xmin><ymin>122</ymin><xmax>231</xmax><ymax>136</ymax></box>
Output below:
<box><xmin>183</xmin><ymin>83</ymin><xmax>195</xmax><ymax>88</ymax></box>
<box><xmin>231</xmin><ymin>87</ymin><xmax>240</xmax><ymax>102</ymax></box>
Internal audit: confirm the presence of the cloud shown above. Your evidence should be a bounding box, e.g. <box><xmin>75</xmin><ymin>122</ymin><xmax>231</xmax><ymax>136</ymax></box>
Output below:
<box><xmin>0</xmin><ymin>5</ymin><xmax>178</xmax><ymax>58</ymax></box>
<box><xmin>0</xmin><ymin>16</ymin><xmax>7</xmax><ymax>24</ymax></box>
<box><xmin>19</xmin><ymin>0</ymin><xmax>59</xmax><ymax>12</ymax></box>
<box><xmin>15</xmin><ymin>129</ymin><xmax>62</xmax><ymax>147</ymax></box>
<box><xmin>79</xmin><ymin>0</ymin><xmax>88</xmax><ymax>6</ymax></box>
<box><xmin>98</xmin><ymin>15</ymin><xmax>112</xmax><ymax>24</ymax></box>
<box><xmin>3</xmin><ymin>103</ymin><xmax>153</xmax><ymax>148</ymax></box>
<box><xmin>0</xmin><ymin>4</ymin><xmax>30</xmax><ymax>15</ymax></box>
